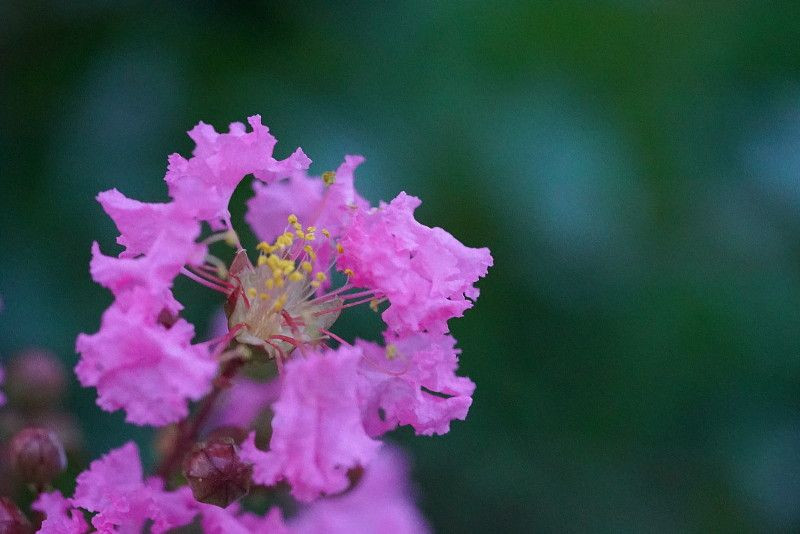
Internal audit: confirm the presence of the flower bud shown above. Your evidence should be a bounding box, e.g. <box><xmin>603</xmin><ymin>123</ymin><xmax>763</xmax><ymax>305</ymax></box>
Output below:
<box><xmin>0</xmin><ymin>497</ymin><xmax>32</xmax><ymax>534</ymax></box>
<box><xmin>182</xmin><ymin>438</ymin><xmax>252</xmax><ymax>508</ymax></box>
<box><xmin>8</xmin><ymin>428</ymin><xmax>67</xmax><ymax>484</ymax></box>
<box><xmin>6</xmin><ymin>350</ymin><xmax>66</xmax><ymax>410</ymax></box>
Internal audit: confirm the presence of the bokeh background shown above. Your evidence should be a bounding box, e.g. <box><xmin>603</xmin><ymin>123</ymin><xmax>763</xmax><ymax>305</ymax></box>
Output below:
<box><xmin>3</xmin><ymin>1</ymin><xmax>800</xmax><ymax>531</ymax></box>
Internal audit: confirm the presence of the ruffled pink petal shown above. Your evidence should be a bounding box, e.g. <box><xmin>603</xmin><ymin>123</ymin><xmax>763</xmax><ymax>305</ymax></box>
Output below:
<box><xmin>96</xmin><ymin>188</ymin><xmax>200</xmax><ymax>258</ymax></box>
<box><xmin>165</xmin><ymin>115</ymin><xmax>310</xmax><ymax>228</ymax></box>
<box><xmin>338</xmin><ymin>192</ymin><xmax>492</xmax><ymax>334</ymax></box>
<box><xmin>240</xmin><ymin>347</ymin><xmax>381</xmax><ymax>502</ymax></box>
<box><xmin>32</xmin><ymin>491</ymin><xmax>89</xmax><ymax>534</ymax></box>
<box><xmin>357</xmin><ymin>333</ymin><xmax>475</xmax><ymax>436</ymax></box>
<box><xmin>200</xmin><ymin>504</ymin><xmax>290</xmax><ymax>534</ymax></box>
<box><xmin>71</xmin><ymin>443</ymin><xmax>196</xmax><ymax>533</ymax></box>
<box><xmin>245</xmin><ymin>155</ymin><xmax>367</xmax><ymax>243</ymax></box>
<box><xmin>290</xmin><ymin>447</ymin><xmax>430</xmax><ymax>534</ymax></box>
<box><xmin>89</xmin><ymin>231</ymin><xmax>204</xmax><ymax>300</ymax></box>
<box><xmin>75</xmin><ymin>301</ymin><xmax>216</xmax><ymax>426</ymax></box>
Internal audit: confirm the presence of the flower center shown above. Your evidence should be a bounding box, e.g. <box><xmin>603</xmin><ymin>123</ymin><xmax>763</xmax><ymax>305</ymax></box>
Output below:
<box><xmin>225</xmin><ymin>215</ymin><xmax>342</xmax><ymax>361</ymax></box>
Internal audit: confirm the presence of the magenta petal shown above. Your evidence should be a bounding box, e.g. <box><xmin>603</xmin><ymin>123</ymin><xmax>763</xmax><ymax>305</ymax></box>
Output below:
<box><xmin>240</xmin><ymin>347</ymin><xmax>381</xmax><ymax>502</ymax></box>
<box><xmin>32</xmin><ymin>491</ymin><xmax>89</xmax><ymax>534</ymax></box>
<box><xmin>75</xmin><ymin>302</ymin><xmax>215</xmax><ymax>426</ymax></box>
<box><xmin>290</xmin><ymin>447</ymin><xmax>430</xmax><ymax>534</ymax></box>
<box><xmin>339</xmin><ymin>192</ymin><xmax>492</xmax><ymax>334</ymax></box>
<box><xmin>358</xmin><ymin>333</ymin><xmax>475</xmax><ymax>436</ymax></box>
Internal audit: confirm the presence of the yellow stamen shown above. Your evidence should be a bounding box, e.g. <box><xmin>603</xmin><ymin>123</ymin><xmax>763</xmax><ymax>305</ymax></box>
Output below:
<box><xmin>322</xmin><ymin>171</ymin><xmax>336</xmax><ymax>186</ymax></box>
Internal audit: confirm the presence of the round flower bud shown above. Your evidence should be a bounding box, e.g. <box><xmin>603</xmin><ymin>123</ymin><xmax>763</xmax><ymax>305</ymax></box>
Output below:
<box><xmin>182</xmin><ymin>438</ymin><xmax>252</xmax><ymax>508</ymax></box>
<box><xmin>9</xmin><ymin>428</ymin><xmax>67</xmax><ymax>484</ymax></box>
<box><xmin>0</xmin><ymin>497</ymin><xmax>32</xmax><ymax>534</ymax></box>
<box><xmin>6</xmin><ymin>350</ymin><xmax>66</xmax><ymax>410</ymax></box>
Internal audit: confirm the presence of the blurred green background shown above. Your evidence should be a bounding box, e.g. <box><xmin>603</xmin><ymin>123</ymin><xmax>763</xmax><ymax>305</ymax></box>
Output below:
<box><xmin>3</xmin><ymin>1</ymin><xmax>800</xmax><ymax>531</ymax></box>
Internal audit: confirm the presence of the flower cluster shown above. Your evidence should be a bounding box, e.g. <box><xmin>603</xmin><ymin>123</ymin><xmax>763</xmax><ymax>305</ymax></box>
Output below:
<box><xmin>30</xmin><ymin>115</ymin><xmax>492</xmax><ymax>531</ymax></box>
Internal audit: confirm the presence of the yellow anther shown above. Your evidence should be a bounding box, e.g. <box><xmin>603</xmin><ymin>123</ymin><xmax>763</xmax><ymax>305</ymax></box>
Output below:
<box><xmin>283</xmin><ymin>266</ymin><xmax>295</xmax><ymax>276</ymax></box>
<box><xmin>321</xmin><ymin>228</ymin><xmax>330</xmax><ymax>238</ymax></box>
<box><xmin>276</xmin><ymin>277</ymin><xmax>285</xmax><ymax>288</ymax></box>
<box><xmin>337</xmin><ymin>243</ymin><xmax>344</xmax><ymax>254</ymax></box>
<box><xmin>296</xmin><ymin>229</ymin><xmax>306</xmax><ymax>239</ymax></box>
<box><xmin>265</xmin><ymin>279</ymin><xmax>275</xmax><ymax>290</ymax></box>
<box><xmin>322</xmin><ymin>171</ymin><xmax>336</xmax><ymax>186</ymax></box>
<box><xmin>304</xmin><ymin>233</ymin><xmax>315</xmax><ymax>241</ymax></box>
<box><xmin>344</xmin><ymin>268</ymin><xmax>354</xmax><ymax>277</ymax></box>
<box><xmin>303</xmin><ymin>245</ymin><xmax>317</xmax><ymax>260</ymax></box>
<box><xmin>301</xmin><ymin>261</ymin><xmax>313</xmax><ymax>273</ymax></box>
<box><xmin>386</xmin><ymin>344</ymin><xmax>398</xmax><ymax>360</ymax></box>
<box><xmin>256</xmin><ymin>241</ymin><xmax>272</xmax><ymax>253</ymax></box>
<box><xmin>288</xmin><ymin>271</ymin><xmax>303</xmax><ymax>282</ymax></box>
<box><xmin>306</xmin><ymin>226</ymin><xmax>316</xmax><ymax>233</ymax></box>
<box><xmin>292</xmin><ymin>221</ymin><xmax>303</xmax><ymax>231</ymax></box>
<box><xmin>246</xmin><ymin>287</ymin><xmax>257</xmax><ymax>299</ymax></box>
<box><xmin>257</xmin><ymin>255</ymin><xmax>268</xmax><ymax>266</ymax></box>
<box><xmin>259</xmin><ymin>293</ymin><xmax>269</xmax><ymax>300</ymax></box>
<box><xmin>315</xmin><ymin>272</ymin><xmax>327</xmax><ymax>282</ymax></box>
<box><xmin>311</xmin><ymin>280</ymin><xmax>321</xmax><ymax>288</ymax></box>
<box><xmin>369</xmin><ymin>299</ymin><xmax>380</xmax><ymax>312</ymax></box>
<box><xmin>288</xmin><ymin>214</ymin><xmax>298</xmax><ymax>224</ymax></box>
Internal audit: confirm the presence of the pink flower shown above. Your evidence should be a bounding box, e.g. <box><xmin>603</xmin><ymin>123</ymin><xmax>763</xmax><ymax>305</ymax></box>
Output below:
<box><xmin>32</xmin><ymin>491</ymin><xmax>88</xmax><ymax>534</ymax></box>
<box><xmin>240</xmin><ymin>347</ymin><xmax>381</xmax><ymax>502</ymax></box>
<box><xmin>290</xmin><ymin>447</ymin><xmax>430</xmax><ymax>534</ymax></box>
<box><xmin>357</xmin><ymin>333</ymin><xmax>475</xmax><ymax>436</ymax></box>
<box><xmin>338</xmin><ymin>192</ymin><xmax>493</xmax><ymax>334</ymax></box>
<box><xmin>75</xmin><ymin>299</ymin><xmax>216</xmax><ymax>426</ymax></box>
<box><xmin>165</xmin><ymin>115</ymin><xmax>310</xmax><ymax>229</ymax></box>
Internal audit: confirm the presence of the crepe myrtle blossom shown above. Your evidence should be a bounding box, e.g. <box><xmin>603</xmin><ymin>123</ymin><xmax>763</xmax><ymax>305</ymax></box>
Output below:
<box><xmin>74</xmin><ymin>115</ymin><xmax>491</xmax><ymax>517</ymax></box>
